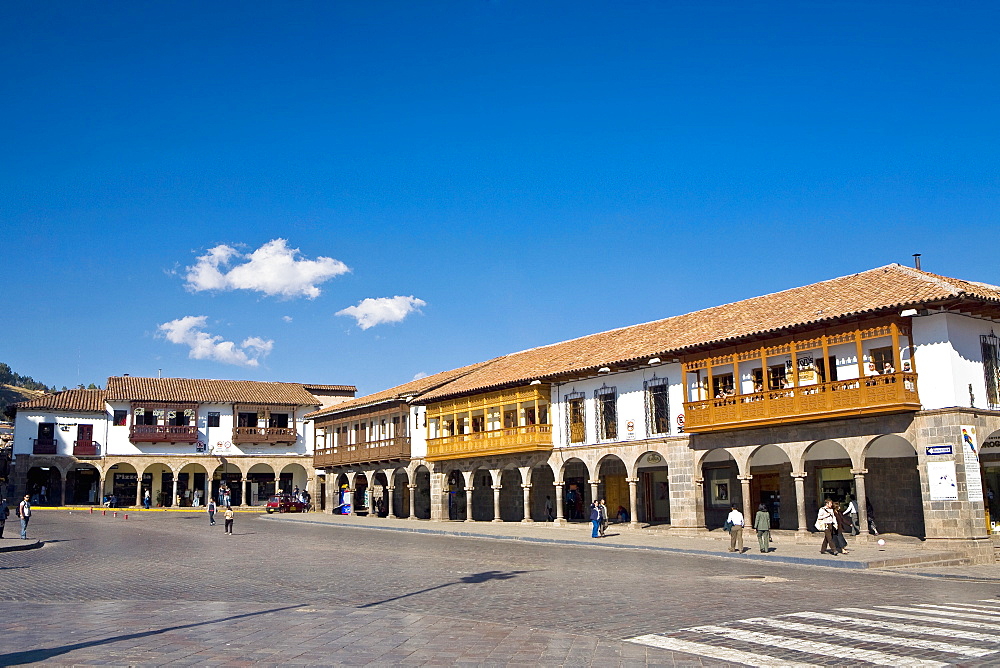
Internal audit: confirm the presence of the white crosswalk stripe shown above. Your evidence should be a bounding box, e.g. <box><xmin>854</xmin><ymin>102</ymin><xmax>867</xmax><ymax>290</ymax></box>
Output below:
<box><xmin>626</xmin><ymin>600</ymin><xmax>1000</xmax><ymax>667</ymax></box>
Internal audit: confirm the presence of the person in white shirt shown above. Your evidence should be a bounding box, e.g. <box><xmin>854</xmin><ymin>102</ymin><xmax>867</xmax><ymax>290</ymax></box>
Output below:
<box><xmin>817</xmin><ymin>498</ymin><xmax>841</xmax><ymax>555</ymax></box>
<box><xmin>844</xmin><ymin>495</ymin><xmax>860</xmax><ymax>536</ymax></box>
<box><xmin>727</xmin><ymin>504</ymin><xmax>745</xmax><ymax>553</ymax></box>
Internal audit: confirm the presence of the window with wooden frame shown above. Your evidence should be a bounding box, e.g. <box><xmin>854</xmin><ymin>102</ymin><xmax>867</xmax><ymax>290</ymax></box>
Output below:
<box><xmin>113</xmin><ymin>409</ymin><xmax>128</xmax><ymax>426</ymax></box>
<box><xmin>815</xmin><ymin>356</ymin><xmax>838</xmax><ymax>383</ymax></box>
<box><xmin>566</xmin><ymin>392</ymin><xmax>586</xmax><ymax>444</ymax></box>
<box><xmin>645</xmin><ymin>378</ymin><xmax>670</xmax><ymax>435</ymax></box>
<box><xmin>594</xmin><ymin>386</ymin><xmax>618</xmax><ymax>440</ymax></box>
<box><xmin>712</xmin><ymin>373</ymin><xmax>735</xmax><ymax>398</ymax></box>
<box><xmin>767</xmin><ymin>364</ymin><xmax>787</xmax><ymax>390</ymax></box>
<box><xmin>268</xmin><ymin>412</ymin><xmax>289</xmax><ymax>429</ymax></box>
<box><xmin>207</xmin><ymin>412</ymin><xmax>220</xmax><ymax>427</ymax></box>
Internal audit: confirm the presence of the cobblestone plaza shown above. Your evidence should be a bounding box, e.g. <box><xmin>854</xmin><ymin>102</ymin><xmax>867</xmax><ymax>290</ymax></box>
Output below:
<box><xmin>3</xmin><ymin>510</ymin><xmax>1000</xmax><ymax>666</ymax></box>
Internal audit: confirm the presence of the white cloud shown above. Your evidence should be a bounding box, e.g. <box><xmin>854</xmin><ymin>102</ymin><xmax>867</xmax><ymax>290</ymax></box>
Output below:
<box><xmin>412</xmin><ymin>371</ymin><xmax>428</xmax><ymax>381</ymax></box>
<box><xmin>282</xmin><ymin>315</ymin><xmax>293</xmax><ymax>323</ymax></box>
<box><xmin>184</xmin><ymin>239</ymin><xmax>349</xmax><ymax>299</ymax></box>
<box><xmin>158</xmin><ymin>316</ymin><xmax>274</xmax><ymax>368</ymax></box>
<box><xmin>336</xmin><ymin>295</ymin><xmax>427</xmax><ymax>330</ymax></box>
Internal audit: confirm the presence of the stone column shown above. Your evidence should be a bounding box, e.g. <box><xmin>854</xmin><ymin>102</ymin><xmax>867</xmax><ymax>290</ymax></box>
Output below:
<box><xmin>627</xmin><ymin>477</ymin><xmax>640</xmax><ymax>529</ymax></box>
<box><xmin>492</xmin><ymin>485</ymin><xmax>502</xmax><ymax>522</ymax></box>
<box><xmin>387</xmin><ymin>486</ymin><xmax>396</xmax><ymax>519</ymax></box>
<box><xmin>134</xmin><ymin>476</ymin><xmax>142</xmax><ymax>507</ymax></box>
<box><xmin>792</xmin><ymin>472</ymin><xmax>808</xmax><ymax>534</ymax></box>
<box><xmin>349</xmin><ymin>488</ymin><xmax>357</xmax><ymax>515</ymax></box>
<box><xmin>589</xmin><ymin>479</ymin><xmax>600</xmax><ymax>506</ymax></box>
<box><xmin>738</xmin><ymin>474</ymin><xmax>753</xmax><ymax>521</ymax></box>
<box><xmin>61</xmin><ymin>470</ymin><xmax>68</xmax><ymax>506</ymax></box>
<box><xmin>325</xmin><ymin>473</ymin><xmax>335</xmax><ymax>514</ymax></box>
<box><xmin>97</xmin><ymin>475</ymin><xmax>104</xmax><ymax>506</ymax></box>
<box><xmin>171</xmin><ymin>475</ymin><xmax>179</xmax><ymax>508</ymax></box>
<box><xmin>521</xmin><ymin>483</ymin><xmax>533</xmax><ymax>523</ymax></box>
<box><xmin>408</xmin><ymin>483</ymin><xmax>418</xmax><ymax>520</ymax></box>
<box><xmin>852</xmin><ymin>468</ymin><xmax>870</xmax><ymax>537</ymax></box>
<box><xmin>241</xmin><ymin>478</ymin><xmax>249</xmax><ymax>507</ymax></box>
<box><xmin>204</xmin><ymin>475</ymin><xmax>211</xmax><ymax>510</ymax></box>
<box><xmin>554</xmin><ymin>482</ymin><xmax>565</xmax><ymax>525</ymax></box>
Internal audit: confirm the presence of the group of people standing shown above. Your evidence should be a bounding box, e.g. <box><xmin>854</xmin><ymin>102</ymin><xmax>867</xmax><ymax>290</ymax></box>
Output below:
<box><xmin>725</xmin><ymin>495</ymin><xmax>862</xmax><ymax>555</ymax></box>
<box><xmin>589</xmin><ymin>499</ymin><xmax>609</xmax><ymax>538</ymax></box>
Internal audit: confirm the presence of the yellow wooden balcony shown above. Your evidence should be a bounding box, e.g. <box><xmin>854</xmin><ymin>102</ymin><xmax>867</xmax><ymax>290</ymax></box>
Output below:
<box><xmin>425</xmin><ymin>424</ymin><xmax>552</xmax><ymax>461</ymax></box>
<box><xmin>682</xmin><ymin>372</ymin><xmax>920</xmax><ymax>433</ymax></box>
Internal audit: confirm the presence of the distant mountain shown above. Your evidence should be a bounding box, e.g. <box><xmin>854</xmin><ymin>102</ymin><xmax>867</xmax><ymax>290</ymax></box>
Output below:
<box><xmin>1</xmin><ymin>383</ymin><xmax>46</xmax><ymax>420</ymax></box>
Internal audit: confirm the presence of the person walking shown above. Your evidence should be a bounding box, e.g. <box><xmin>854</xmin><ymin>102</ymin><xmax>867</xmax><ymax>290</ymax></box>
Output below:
<box><xmin>817</xmin><ymin>498</ymin><xmax>841</xmax><ymax>555</ymax></box>
<box><xmin>0</xmin><ymin>498</ymin><xmax>9</xmax><ymax>538</ymax></box>
<box><xmin>589</xmin><ymin>501</ymin><xmax>601</xmax><ymax>538</ymax></box>
<box><xmin>544</xmin><ymin>496</ymin><xmax>553</xmax><ymax>521</ymax></box>
<box><xmin>833</xmin><ymin>502</ymin><xmax>850</xmax><ymax>554</ymax></box>
<box><xmin>207</xmin><ymin>499</ymin><xmax>217</xmax><ymax>526</ymax></box>
<box><xmin>727</xmin><ymin>504</ymin><xmax>745</xmax><ymax>553</ymax></box>
<box><xmin>17</xmin><ymin>495</ymin><xmax>31</xmax><ymax>540</ymax></box>
<box><xmin>598</xmin><ymin>499</ymin><xmax>609</xmax><ymax>537</ymax></box>
<box><xmin>224</xmin><ymin>506</ymin><xmax>234</xmax><ymax>535</ymax></box>
<box><xmin>844</xmin><ymin>495</ymin><xmax>860</xmax><ymax>536</ymax></box>
<box><xmin>753</xmin><ymin>504</ymin><xmax>771</xmax><ymax>553</ymax></box>
<box><xmin>143</xmin><ymin>489</ymin><xmax>151</xmax><ymax>510</ymax></box>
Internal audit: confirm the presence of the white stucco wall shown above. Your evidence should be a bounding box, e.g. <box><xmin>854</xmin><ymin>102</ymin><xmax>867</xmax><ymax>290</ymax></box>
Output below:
<box><xmin>913</xmin><ymin>312</ymin><xmax>997</xmax><ymax>410</ymax></box>
<box><xmin>551</xmin><ymin>363</ymin><xmax>684</xmax><ymax>448</ymax></box>
<box><xmin>13</xmin><ymin>410</ymin><xmax>109</xmax><ymax>456</ymax></box>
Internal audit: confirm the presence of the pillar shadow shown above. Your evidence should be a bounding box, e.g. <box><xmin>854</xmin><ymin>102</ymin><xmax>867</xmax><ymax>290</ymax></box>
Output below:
<box><xmin>358</xmin><ymin>570</ymin><xmax>530</xmax><ymax>609</ymax></box>
<box><xmin>0</xmin><ymin>604</ymin><xmax>304</xmax><ymax>666</ymax></box>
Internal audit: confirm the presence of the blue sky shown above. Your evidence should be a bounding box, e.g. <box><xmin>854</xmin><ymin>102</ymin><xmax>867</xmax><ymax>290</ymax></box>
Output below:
<box><xmin>3</xmin><ymin>2</ymin><xmax>998</xmax><ymax>394</ymax></box>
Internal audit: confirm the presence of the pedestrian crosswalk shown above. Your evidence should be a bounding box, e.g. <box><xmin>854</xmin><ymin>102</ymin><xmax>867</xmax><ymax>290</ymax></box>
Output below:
<box><xmin>627</xmin><ymin>599</ymin><xmax>1000</xmax><ymax>667</ymax></box>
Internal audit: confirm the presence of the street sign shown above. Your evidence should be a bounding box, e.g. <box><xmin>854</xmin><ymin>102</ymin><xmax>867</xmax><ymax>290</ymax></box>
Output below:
<box><xmin>925</xmin><ymin>445</ymin><xmax>953</xmax><ymax>456</ymax></box>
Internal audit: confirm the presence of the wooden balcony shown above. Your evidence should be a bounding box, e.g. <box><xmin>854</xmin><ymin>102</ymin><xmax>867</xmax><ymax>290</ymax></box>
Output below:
<box><xmin>682</xmin><ymin>372</ymin><xmax>920</xmax><ymax>433</ymax></box>
<box><xmin>233</xmin><ymin>426</ymin><xmax>298</xmax><ymax>444</ymax></box>
<box><xmin>73</xmin><ymin>440</ymin><xmax>99</xmax><ymax>456</ymax></box>
<box><xmin>426</xmin><ymin>424</ymin><xmax>552</xmax><ymax>461</ymax></box>
<box><xmin>33</xmin><ymin>438</ymin><xmax>57</xmax><ymax>455</ymax></box>
<box><xmin>130</xmin><ymin>425</ymin><xmax>199</xmax><ymax>443</ymax></box>
<box><xmin>315</xmin><ymin>436</ymin><xmax>410</xmax><ymax>468</ymax></box>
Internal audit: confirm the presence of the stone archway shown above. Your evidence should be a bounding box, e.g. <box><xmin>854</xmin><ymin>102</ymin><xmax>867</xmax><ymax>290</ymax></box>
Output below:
<box><xmin>700</xmin><ymin>448</ymin><xmax>738</xmax><ymax>530</ymax></box>
<box><xmin>470</xmin><ymin>467</ymin><xmax>494</xmax><ymax>522</ymax></box>
<box><xmin>803</xmin><ymin>439</ymin><xmax>853</xmax><ymax>526</ymax></box>
<box><xmin>530</xmin><ymin>463</ymin><xmax>555</xmax><ymax>522</ymax></box>
<box><xmin>279</xmin><ymin>463</ymin><xmax>308</xmax><ymax>498</ymax></box>
<box><xmin>104</xmin><ymin>461</ymin><xmax>140</xmax><ymax>507</ymax></box>
<box><xmin>212</xmin><ymin>461</ymin><xmax>245</xmax><ymax>507</ymax></box>
<box><xmin>25</xmin><ymin>466</ymin><xmax>62</xmax><ymax>506</ymax></box>
<box><xmin>371</xmin><ymin>470</ymin><xmax>390</xmax><ymax>517</ymax></box>
<box><xmin>499</xmin><ymin>467</ymin><xmax>522</xmax><ymax>522</ymax></box>
<box><xmin>247</xmin><ymin>463</ymin><xmax>276</xmax><ymax>507</ymax></box>
<box><xmin>560</xmin><ymin>458</ymin><xmax>590</xmax><ymax>521</ymax></box>
<box><xmin>863</xmin><ymin>434</ymin><xmax>924</xmax><ymax>537</ymax></box>
<box><xmin>177</xmin><ymin>462</ymin><xmax>210</xmax><ymax>507</ymax></box>
<box><xmin>391</xmin><ymin>467</ymin><xmax>410</xmax><ymax>518</ymax></box>
<box><xmin>444</xmin><ymin>468</ymin><xmax>467</xmax><ymax>520</ymax></box>
<box><xmin>413</xmin><ymin>465</ymin><xmax>431</xmax><ymax>519</ymax></box>
<box><xmin>64</xmin><ymin>463</ymin><xmax>100</xmax><ymax>505</ymax></box>
<box><xmin>634</xmin><ymin>451</ymin><xmax>670</xmax><ymax>525</ymax></box>
<box><xmin>747</xmin><ymin>444</ymin><xmax>796</xmax><ymax>530</ymax></box>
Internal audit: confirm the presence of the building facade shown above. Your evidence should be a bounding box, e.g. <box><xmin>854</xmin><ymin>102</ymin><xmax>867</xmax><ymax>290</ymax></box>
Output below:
<box><xmin>314</xmin><ymin>264</ymin><xmax>1000</xmax><ymax>562</ymax></box>
<box><xmin>12</xmin><ymin>377</ymin><xmax>355</xmax><ymax>507</ymax></box>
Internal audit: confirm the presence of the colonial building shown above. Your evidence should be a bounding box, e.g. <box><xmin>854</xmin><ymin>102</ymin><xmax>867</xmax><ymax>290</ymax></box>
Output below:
<box><xmin>308</xmin><ymin>362</ymin><xmax>492</xmax><ymax>519</ymax></box>
<box><xmin>12</xmin><ymin>377</ymin><xmax>355</xmax><ymax>507</ymax></box>
<box><xmin>318</xmin><ymin>264</ymin><xmax>1000</xmax><ymax>562</ymax></box>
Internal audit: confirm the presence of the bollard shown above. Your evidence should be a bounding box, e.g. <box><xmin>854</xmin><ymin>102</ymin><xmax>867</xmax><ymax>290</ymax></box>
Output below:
<box><xmin>124</xmin><ymin>514</ymin><xmax>128</xmax><ymax>520</ymax></box>
<box><xmin>90</xmin><ymin>507</ymin><xmax>93</xmax><ymax>514</ymax></box>
<box><xmin>102</xmin><ymin>510</ymin><xmax>106</xmax><ymax>516</ymax></box>
<box><xmin>113</xmin><ymin>511</ymin><xmax>118</xmax><ymax>518</ymax></box>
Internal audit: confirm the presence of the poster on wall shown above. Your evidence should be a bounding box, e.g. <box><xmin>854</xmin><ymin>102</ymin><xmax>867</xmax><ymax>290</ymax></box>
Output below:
<box><xmin>961</xmin><ymin>425</ymin><xmax>983</xmax><ymax>502</ymax></box>
<box><xmin>927</xmin><ymin>460</ymin><xmax>959</xmax><ymax>500</ymax></box>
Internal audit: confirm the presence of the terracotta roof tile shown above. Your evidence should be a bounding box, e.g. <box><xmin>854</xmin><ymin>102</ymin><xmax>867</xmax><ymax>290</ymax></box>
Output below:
<box><xmin>306</xmin><ymin>360</ymin><xmax>497</xmax><ymax>419</ymax></box>
<box><xmin>105</xmin><ymin>377</ymin><xmax>322</xmax><ymax>405</ymax></box>
<box><xmin>418</xmin><ymin>264</ymin><xmax>1000</xmax><ymax>401</ymax></box>
<box><xmin>15</xmin><ymin>389</ymin><xmax>108</xmax><ymax>413</ymax></box>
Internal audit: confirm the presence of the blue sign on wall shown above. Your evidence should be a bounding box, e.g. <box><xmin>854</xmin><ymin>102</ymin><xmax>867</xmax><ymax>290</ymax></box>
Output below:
<box><xmin>925</xmin><ymin>445</ymin><xmax>953</xmax><ymax>456</ymax></box>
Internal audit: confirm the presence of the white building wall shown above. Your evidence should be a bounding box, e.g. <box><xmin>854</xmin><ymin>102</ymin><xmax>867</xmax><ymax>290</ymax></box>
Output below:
<box><xmin>913</xmin><ymin>312</ymin><xmax>997</xmax><ymax>411</ymax></box>
<box><xmin>551</xmin><ymin>363</ymin><xmax>683</xmax><ymax>448</ymax></box>
<box><xmin>13</xmin><ymin>410</ymin><xmax>109</xmax><ymax>456</ymax></box>
<box><xmin>410</xmin><ymin>405</ymin><xmax>428</xmax><ymax>458</ymax></box>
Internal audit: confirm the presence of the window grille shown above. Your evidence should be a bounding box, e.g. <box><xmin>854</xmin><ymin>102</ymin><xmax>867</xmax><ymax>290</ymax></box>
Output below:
<box><xmin>565</xmin><ymin>391</ymin><xmax>586</xmax><ymax>444</ymax></box>
<box><xmin>644</xmin><ymin>377</ymin><xmax>670</xmax><ymax>435</ymax></box>
<box><xmin>983</xmin><ymin>332</ymin><xmax>1000</xmax><ymax>410</ymax></box>
<box><xmin>594</xmin><ymin>385</ymin><xmax>618</xmax><ymax>441</ymax></box>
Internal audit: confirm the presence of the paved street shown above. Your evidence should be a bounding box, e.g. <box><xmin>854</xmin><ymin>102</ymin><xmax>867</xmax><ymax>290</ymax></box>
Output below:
<box><xmin>2</xmin><ymin>510</ymin><xmax>1000</xmax><ymax>666</ymax></box>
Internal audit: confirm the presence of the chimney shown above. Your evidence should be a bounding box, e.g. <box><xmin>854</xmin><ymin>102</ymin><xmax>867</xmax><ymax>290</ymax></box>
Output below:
<box><xmin>913</xmin><ymin>254</ymin><xmax>922</xmax><ymax>270</ymax></box>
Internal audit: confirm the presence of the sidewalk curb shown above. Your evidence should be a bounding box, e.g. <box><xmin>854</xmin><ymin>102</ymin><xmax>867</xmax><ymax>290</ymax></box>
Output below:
<box><xmin>0</xmin><ymin>539</ymin><xmax>42</xmax><ymax>553</ymax></box>
<box><xmin>261</xmin><ymin>514</ymin><xmax>876</xmax><ymax>570</ymax></box>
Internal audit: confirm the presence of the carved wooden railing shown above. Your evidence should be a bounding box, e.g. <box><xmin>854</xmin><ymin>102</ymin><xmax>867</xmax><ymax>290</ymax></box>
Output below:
<box><xmin>315</xmin><ymin>436</ymin><xmax>411</xmax><ymax>467</ymax></box>
<box><xmin>683</xmin><ymin>372</ymin><xmax>919</xmax><ymax>433</ymax></box>
<box><xmin>130</xmin><ymin>425</ymin><xmax>199</xmax><ymax>442</ymax></box>
<box><xmin>426</xmin><ymin>424</ymin><xmax>552</xmax><ymax>460</ymax></box>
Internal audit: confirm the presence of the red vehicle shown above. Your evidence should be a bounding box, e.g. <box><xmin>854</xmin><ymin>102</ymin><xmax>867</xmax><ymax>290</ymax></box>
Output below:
<box><xmin>265</xmin><ymin>495</ymin><xmax>308</xmax><ymax>514</ymax></box>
